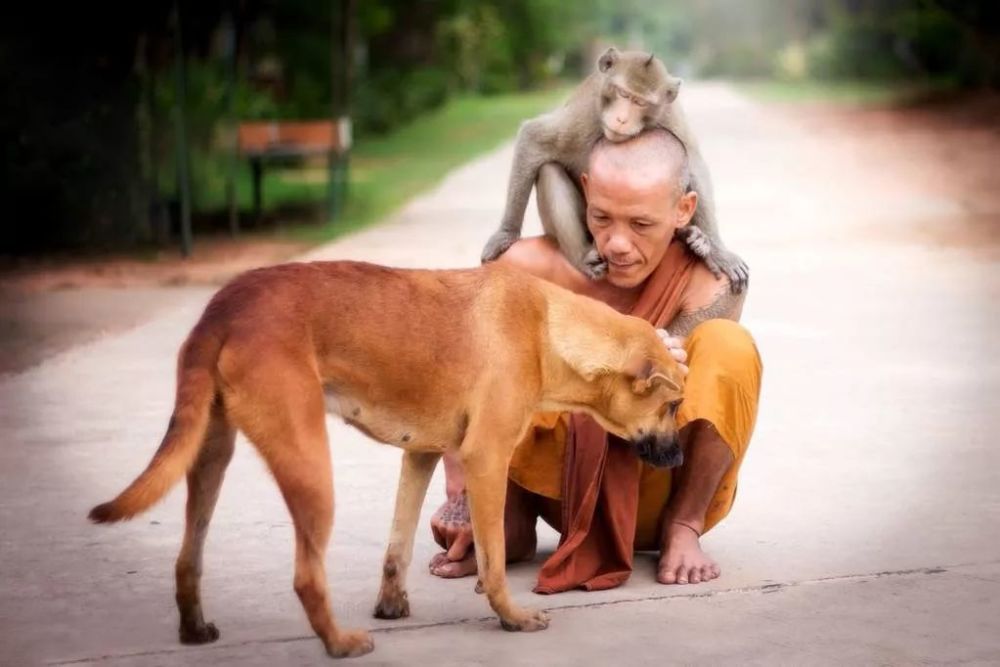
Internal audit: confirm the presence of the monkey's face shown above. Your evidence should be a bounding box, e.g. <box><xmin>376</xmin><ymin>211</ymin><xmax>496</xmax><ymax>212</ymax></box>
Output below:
<box><xmin>595</xmin><ymin>47</ymin><xmax>681</xmax><ymax>142</ymax></box>
<box><xmin>599</xmin><ymin>82</ymin><xmax>655</xmax><ymax>141</ymax></box>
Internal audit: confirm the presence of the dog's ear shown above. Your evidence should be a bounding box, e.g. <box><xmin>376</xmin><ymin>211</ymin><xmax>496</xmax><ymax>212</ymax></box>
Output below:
<box><xmin>546</xmin><ymin>300</ymin><xmax>619</xmax><ymax>382</ymax></box>
<box><xmin>649</xmin><ymin>370</ymin><xmax>681</xmax><ymax>392</ymax></box>
<box><xmin>628</xmin><ymin>358</ymin><xmax>681</xmax><ymax>394</ymax></box>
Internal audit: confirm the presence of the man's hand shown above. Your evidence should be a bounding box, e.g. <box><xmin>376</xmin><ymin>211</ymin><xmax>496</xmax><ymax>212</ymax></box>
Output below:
<box><xmin>657</xmin><ymin>329</ymin><xmax>689</xmax><ymax>376</ymax></box>
<box><xmin>430</xmin><ymin>491</ymin><xmax>474</xmax><ymax>563</ymax></box>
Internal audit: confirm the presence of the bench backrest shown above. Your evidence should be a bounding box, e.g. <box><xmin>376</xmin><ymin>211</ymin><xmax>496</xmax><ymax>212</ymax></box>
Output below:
<box><xmin>238</xmin><ymin>121</ymin><xmax>347</xmax><ymax>156</ymax></box>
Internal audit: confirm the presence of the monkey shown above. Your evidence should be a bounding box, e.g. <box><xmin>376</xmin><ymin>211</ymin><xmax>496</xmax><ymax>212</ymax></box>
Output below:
<box><xmin>480</xmin><ymin>47</ymin><xmax>749</xmax><ymax>293</ymax></box>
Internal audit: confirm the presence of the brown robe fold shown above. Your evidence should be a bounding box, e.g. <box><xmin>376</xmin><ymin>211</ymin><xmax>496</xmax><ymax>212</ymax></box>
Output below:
<box><xmin>534</xmin><ymin>240</ymin><xmax>698</xmax><ymax>594</ymax></box>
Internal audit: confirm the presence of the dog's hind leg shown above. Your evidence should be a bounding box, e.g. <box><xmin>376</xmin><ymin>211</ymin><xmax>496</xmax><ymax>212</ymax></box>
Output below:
<box><xmin>175</xmin><ymin>404</ymin><xmax>235</xmax><ymax>645</ymax></box>
<box><xmin>374</xmin><ymin>451</ymin><xmax>441</xmax><ymax>619</ymax></box>
<box><xmin>461</xmin><ymin>419</ymin><xmax>550</xmax><ymax>632</ymax></box>
<box><xmin>231</xmin><ymin>360</ymin><xmax>374</xmax><ymax>659</ymax></box>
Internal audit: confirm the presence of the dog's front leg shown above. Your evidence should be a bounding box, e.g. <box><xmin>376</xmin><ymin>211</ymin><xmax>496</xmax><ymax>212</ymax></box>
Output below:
<box><xmin>462</xmin><ymin>447</ymin><xmax>550</xmax><ymax>632</ymax></box>
<box><xmin>374</xmin><ymin>450</ymin><xmax>441</xmax><ymax>619</ymax></box>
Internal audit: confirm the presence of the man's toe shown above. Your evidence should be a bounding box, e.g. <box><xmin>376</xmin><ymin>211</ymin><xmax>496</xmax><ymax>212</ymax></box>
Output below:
<box><xmin>430</xmin><ymin>562</ymin><xmax>459</xmax><ymax>577</ymax></box>
<box><xmin>688</xmin><ymin>567</ymin><xmax>702</xmax><ymax>584</ymax></box>
<box><xmin>657</xmin><ymin>563</ymin><xmax>678</xmax><ymax>584</ymax></box>
<box><xmin>428</xmin><ymin>552</ymin><xmax>448</xmax><ymax>571</ymax></box>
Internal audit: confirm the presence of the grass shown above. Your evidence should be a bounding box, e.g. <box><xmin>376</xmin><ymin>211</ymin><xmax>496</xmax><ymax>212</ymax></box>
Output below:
<box><xmin>193</xmin><ymin>86</ymin><xmax>571</xmax><ymax>243</ymax></box>
<box><xmin>737</xmin><ymin>77</ymin><xmax>961</xmax><ymax>106</ymax></box>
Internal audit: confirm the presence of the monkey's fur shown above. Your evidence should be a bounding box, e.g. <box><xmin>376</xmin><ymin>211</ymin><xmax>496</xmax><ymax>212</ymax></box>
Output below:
<box><xmin>481</xmin><ymin>47</ymin><xmax>749</xmax><ymax>293</ymax></box>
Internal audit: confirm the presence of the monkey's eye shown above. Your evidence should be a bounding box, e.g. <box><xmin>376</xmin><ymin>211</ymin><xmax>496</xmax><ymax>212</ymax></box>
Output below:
<box><xmin>632</xmin><ymin>97</ymin><xmax>649</xmax><ymax>108</ymax></box>
<box><xmin>615</xmin><ymin>86</ymin><xmax>629</xmax><ymax>99</ymax></box>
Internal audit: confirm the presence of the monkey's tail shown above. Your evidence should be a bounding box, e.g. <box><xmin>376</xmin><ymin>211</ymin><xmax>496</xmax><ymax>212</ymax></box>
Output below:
<box><xmin>88</xmin><ymin>329</ymin><xmax>223</xmax><ymax>524</ymax></box>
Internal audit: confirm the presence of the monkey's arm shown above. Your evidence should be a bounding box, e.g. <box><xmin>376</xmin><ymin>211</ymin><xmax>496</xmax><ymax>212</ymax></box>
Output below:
<box><xmin>535</xmin><ymin>164</ymin><xmax>607</xmax><ymax>280</ymax></box>
<box><xmin>681</xmin><ymin>147</ymin><xmax>750</xmax><ymax>293</ymax></box>
<box><xmin>482</xmin><ymin>118</ymin><xmax>563</xmax><ymax>263</ymax></box>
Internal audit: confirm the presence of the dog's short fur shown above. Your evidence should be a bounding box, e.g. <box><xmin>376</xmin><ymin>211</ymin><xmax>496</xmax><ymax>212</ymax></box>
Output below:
<box><xmin>88</xmin><ymin>260</ymin><xmax>686</xmax><ymax>658</ymax></box>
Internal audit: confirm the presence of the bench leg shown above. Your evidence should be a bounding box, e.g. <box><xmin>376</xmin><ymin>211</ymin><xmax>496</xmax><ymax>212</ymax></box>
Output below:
<box><xmin>251</xmin><ymin>158</ymin><xmax>263</xmax><ymax>223</ymax></box>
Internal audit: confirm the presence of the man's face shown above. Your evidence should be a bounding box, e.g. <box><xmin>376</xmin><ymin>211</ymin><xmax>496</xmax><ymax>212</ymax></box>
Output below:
<box><xmin>581</xmin><ymin>162</ymin><xmax>696</xmax><ymax>289</ymax></box>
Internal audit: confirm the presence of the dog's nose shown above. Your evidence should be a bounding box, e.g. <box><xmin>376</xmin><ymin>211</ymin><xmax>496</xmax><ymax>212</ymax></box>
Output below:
<box><xmin>631</xmin><ymin>433</ymin><xmax>684</xmax><ymax>469</ymax></box>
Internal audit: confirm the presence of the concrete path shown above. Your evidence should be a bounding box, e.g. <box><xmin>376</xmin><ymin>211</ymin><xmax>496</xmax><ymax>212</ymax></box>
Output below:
<box><xmin>2</xmin><ymin>83</ymin><xmax>998</xmax><ymax>666</ymax></box>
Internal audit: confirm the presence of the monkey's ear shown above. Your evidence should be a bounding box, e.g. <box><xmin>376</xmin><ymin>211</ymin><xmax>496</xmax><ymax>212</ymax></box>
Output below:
<box><xmin>598</xmin><ymin>47</ymin><xmax>620</xmax><ymax>73</ymax></box>
<box><xmin>663</xmin><ymin>75</ymin><xmax>683</xmax><ymax>103</ymax></box>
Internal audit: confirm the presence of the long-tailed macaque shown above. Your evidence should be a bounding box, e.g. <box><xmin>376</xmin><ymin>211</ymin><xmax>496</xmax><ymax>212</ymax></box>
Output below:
<box><xmin>481</xmin><ymin>47</ymin><xmax>749</xmax><ymax>292</ymax></box>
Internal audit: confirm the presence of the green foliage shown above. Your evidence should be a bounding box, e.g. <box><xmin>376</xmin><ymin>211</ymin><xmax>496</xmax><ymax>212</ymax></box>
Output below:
<box><xmin>291</xmin><ymin>86</ymin><xmax>571</xmax><ymax>242</ymax></box>
<box><xmin>6</xmin><ymin>0</ymin><xmax>998</xmax><ymax>255</ymax></box>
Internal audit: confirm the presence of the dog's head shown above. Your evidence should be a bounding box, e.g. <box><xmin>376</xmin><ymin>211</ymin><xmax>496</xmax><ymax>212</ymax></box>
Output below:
<box><xmin>597</xmin><ymin>338</ymin><xmax>686</xmax><ymax>468</ymax></box>
<box><xmin>547</xmin><ymin>311</ymin><xmax>687</xmax><ymax>468</ymax></box>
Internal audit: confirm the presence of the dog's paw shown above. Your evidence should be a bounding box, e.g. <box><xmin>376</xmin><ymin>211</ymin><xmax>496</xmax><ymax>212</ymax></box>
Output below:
<box><xmin>326</xmin><ymin>628</ymin><xmax>375</xmax><ymax>658</ymax></box>
<box><xmin>481</xmin><ymin>229</ymin><xmax>520</xmax><ymax>264</ymax></box>
<box><xmin>179</xmin><ymin>620</ymin><xmax>220</xmax><ymax>645</ymax></box>
<box><xmin>582</xmin><ymin>248</ymin><xmax>608</xmax><ymax>280</ymax></box>
<box><xmin>373</xmin><ymin>589</ymin><xmax>410</xmax><ymax>619</ymax></box>
<box><xmin>499</xmin><ymin>607</ymin><xmax>550</xmax><ymax>632</ymax></box>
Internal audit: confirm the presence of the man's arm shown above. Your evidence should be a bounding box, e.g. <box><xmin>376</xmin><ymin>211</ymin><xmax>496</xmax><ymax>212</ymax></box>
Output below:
<box><xmin>667</xmin><ymin>269</ymin><xmax>745</xmax><ymax>337</ymax></box>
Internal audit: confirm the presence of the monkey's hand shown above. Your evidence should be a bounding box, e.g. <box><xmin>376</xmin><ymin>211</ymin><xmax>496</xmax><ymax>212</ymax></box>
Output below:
<box><xmin>481</xmin><ymin>228</ymin><xmax>521</xmax><ymax>264</ymax></box>
<box><xmin>678</xmin><ymin>225</ymin><xmax>713</xmax><ymax>260</ymax></box>
<box><xmin>677</xmin><ymin>227</ymin><xmax>750</xmax><ymax>294</ymax></box>
<box><xmin>582</xmin><ymin>247</ymin><xmax>608</xmax><ymax>281</ymax></box>
<box><xmin>705</xmin><ymin>247</ymin><xmax>750</xmax><ymax>294</ymax></box>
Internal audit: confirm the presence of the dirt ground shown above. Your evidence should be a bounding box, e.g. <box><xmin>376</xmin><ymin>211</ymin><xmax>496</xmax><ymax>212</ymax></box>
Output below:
<box><xmin>772</xmin><ymin>92</ymin><xmax>1000</xmax><ymax>252</ymax></box>
<box><xmin>1</xmin><ymin>92</ymin><xmax>997</xmax><ymax>376</ymax></box>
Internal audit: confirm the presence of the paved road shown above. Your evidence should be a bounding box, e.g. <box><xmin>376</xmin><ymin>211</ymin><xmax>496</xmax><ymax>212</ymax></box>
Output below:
<box><xmin>1</xmin><ymin>83</ymin><xmax>998</xmax><ymax>665</ymax></box>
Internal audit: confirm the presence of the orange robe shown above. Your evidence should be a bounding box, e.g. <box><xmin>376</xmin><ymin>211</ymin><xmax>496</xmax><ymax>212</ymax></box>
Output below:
<box><xmin>507</xmin><ymin>242</ymin><xmax>763</xmax><ymax>593</ymax></box>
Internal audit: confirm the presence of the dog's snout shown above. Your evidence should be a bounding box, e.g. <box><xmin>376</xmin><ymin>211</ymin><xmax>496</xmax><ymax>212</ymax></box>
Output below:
<box><xmin>632</xmin><ymin>433</ymin><xmax>684</xmax><ymax>469</ymax></box>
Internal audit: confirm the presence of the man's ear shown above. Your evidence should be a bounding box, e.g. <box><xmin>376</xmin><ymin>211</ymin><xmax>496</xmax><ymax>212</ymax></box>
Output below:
<box><xmin>580</xmin><ymin>171</ymin><xmax>589</xmax><ymax>198</ymax></box>
<box><xmin>676</xmin><ymin>189</ymin><xmax>698</xmax><ymax>228</ymax></box>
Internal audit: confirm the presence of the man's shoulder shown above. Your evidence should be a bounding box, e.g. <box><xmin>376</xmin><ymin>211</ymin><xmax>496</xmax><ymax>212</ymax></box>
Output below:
<box><xmin>682</xmin><ymin>260</ymin><xmax>741</xmax><ymax>313</ymax></box>
<box><xmin>496</xmin><ymin>237</ymin><xmax>588</xmax><ymax>292</ymax></box>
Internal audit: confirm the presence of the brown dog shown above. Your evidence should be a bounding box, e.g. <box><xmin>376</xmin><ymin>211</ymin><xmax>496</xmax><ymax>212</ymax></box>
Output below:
<box><xmin>88</xmin><ymin>260</ymin><xmax>686</xmax><ymax>658</ymax></box>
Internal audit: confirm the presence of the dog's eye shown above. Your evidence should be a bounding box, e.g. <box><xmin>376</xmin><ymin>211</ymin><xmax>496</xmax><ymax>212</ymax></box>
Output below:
<box><xmin>667</xmin><ymin>399</ymin><xmax>682</xmax><ymax>417</ymax></box>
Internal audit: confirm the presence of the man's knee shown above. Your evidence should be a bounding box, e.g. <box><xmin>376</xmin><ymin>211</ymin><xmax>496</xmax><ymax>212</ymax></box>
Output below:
<box><xmin>687</xmin><ymin>319</ymin><xmax>761</xmax><ymax>376</ymax></box>
<box><xmin>682</xmin><ymin>319</ymin><xmax>761</xmax><ymax>464</ymax></box>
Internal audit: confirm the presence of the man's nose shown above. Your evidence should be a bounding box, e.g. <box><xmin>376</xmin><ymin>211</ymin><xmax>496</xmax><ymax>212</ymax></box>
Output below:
<box><xmin>604</xmin><ymin>231</ymin><xmax>632</xmax><ymax>254</ymax></box>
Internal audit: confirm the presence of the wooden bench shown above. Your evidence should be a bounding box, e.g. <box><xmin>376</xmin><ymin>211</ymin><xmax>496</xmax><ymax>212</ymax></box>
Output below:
<box><xmin>237</xmin><ymin>119</ymin><xmax>351</xmax><ymax>221</ymax></box>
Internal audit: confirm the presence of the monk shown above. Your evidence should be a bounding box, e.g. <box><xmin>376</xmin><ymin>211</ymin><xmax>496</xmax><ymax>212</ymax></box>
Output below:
<box><xmin>429</xmin><ymin>128</ymin><xmax>762</xmax><ymax>590</ymax></box>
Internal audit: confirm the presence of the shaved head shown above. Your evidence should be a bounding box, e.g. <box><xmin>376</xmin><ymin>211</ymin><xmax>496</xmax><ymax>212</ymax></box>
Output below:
<box><xmin>588</xmin><ymin>128</ymin><xmax>691</xmax><ymax>197</ymax></box>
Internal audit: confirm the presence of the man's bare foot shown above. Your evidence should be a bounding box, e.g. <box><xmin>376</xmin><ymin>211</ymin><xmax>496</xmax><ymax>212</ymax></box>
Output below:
<box><xmin>428</xmin><ymin>551</ymin><xmax>478</xmax><ymax>578</ymax></box>
<box><xmin>657</xmin><ymin>521</ymin><xmax>720</xmax><ymax>585</ymax></box>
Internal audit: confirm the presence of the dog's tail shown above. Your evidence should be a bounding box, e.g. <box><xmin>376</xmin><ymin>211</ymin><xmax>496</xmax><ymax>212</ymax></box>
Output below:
<box><xmin>88</xmin><ymin>327</ymin><xmax>223</xmax><ymax>524</ymax></box>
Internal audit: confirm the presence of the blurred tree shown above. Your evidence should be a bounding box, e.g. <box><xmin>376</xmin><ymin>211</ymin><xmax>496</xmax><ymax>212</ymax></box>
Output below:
<box><xmin>3</xmin><ymin>0</ymin><xmax>996</xmax><ymax>255</ymax></box>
